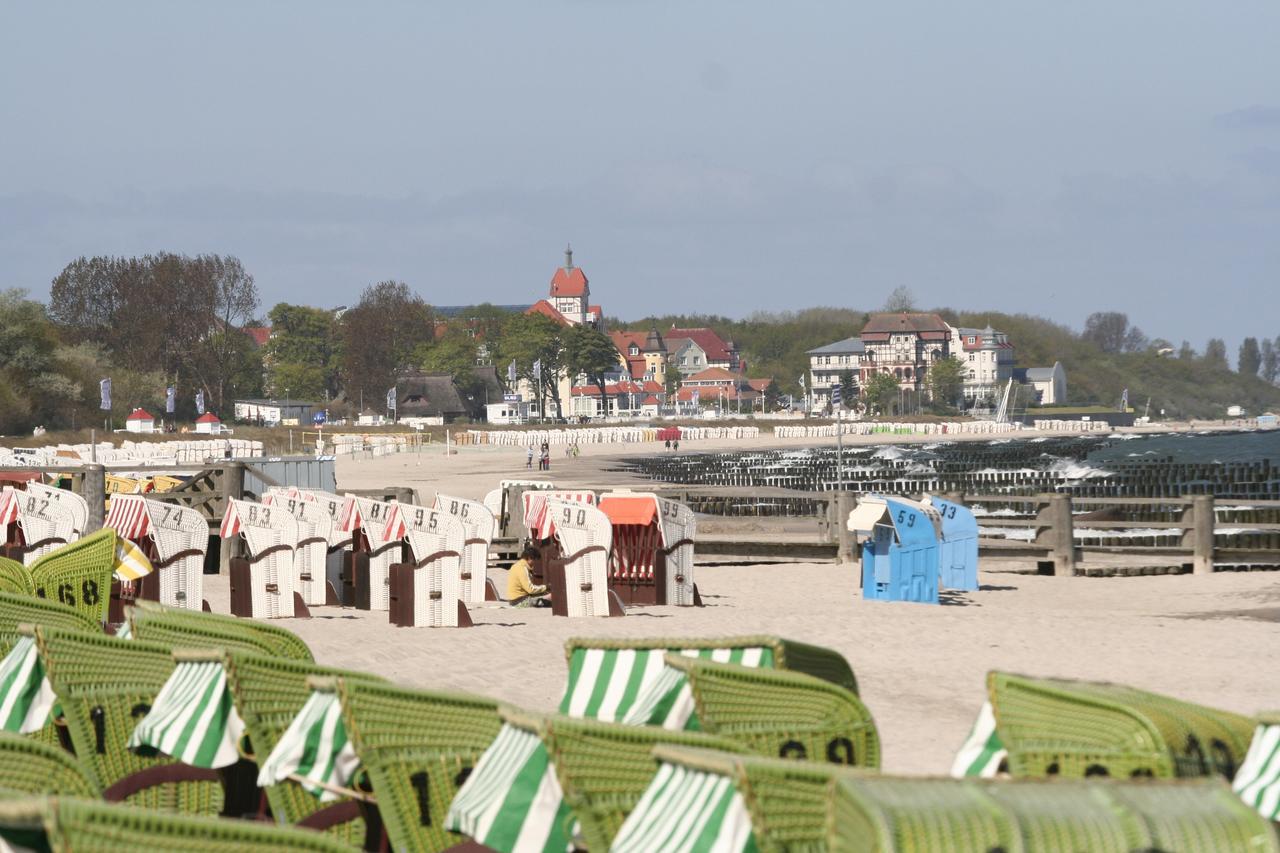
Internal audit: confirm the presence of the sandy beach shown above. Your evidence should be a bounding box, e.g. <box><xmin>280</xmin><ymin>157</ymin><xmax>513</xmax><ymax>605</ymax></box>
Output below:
<box><xmin>206</xmin><ymin>433</ymin><xmax>1280</xmax><ymax>775</ymax></box>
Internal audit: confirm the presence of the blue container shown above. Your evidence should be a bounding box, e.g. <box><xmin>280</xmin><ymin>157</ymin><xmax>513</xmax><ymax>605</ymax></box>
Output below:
<box><xmin>851</xmin><ymin>496</ymin><xmax>940</xmax><ymax>604</ymax></box>
<box><xmin>925</xmin><ymin>495</ymin><xmax>979</xmax><ymax>591</ymax></box>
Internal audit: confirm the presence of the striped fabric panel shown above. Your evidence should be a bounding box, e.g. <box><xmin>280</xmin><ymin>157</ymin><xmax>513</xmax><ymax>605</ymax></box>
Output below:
<box><xmin>257</xmin><ymin>689</ymin><xmax>359</xmax><ymax>802</ymax></box>
<box><xmin>610</xmin><ymin>761</ymin><xmax>757</xmax><ymax>853</ymax></box>
<box><xmin>128</xmin><ymin>661</ymin><xmax>245</xmax><ymax>769</ymax></box>
<box><xmin>623</xmin><ymin>648</ymin><xmax>771</xmax><ymax>731</ymax></box>
<box><xmin>0</xmin><ymin>636</ymin><xmax>56</xmax><ymax>734</ymax></box>
<box><xmin>445</xmin><ymin>723</ymin><xmax>572</xmax><ymax>853</ymax></box>
<box><xmin>115</xmin><ymin>621</ymin><xmax>133</xmax><ymax>640</ymax></box>
<box><xmin>1233</xmin><ymin>724</ymin><xmax>1280</xmax><ymax>821</ymax></box>
<box><xmin>112</xmin><ymin>537</ymin><xmax>154</xmax><ymax>582</ymax></box>
<box><xmin>559</xmin><ymin>646</ymin><xmax>773</xmax><ymax>726</ymax></box>
<box><xmin>950</xmin><ymin>701</ymin><xmax>1007</xmax><ymax>778</ymax></box>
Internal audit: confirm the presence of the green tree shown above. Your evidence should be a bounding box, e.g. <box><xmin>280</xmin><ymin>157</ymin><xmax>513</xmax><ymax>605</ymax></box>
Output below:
<box><xmin>1203</xmin><ymin>338</ymin><xmax>1229</xmax><ymax>371</ymax></box>
<box><xmin>1082</xmin><ymin>312</ymin><xmax>1131</xmax><ymax>353</ymax></box>
<box><xmin>763</xmin><ymin>379</ymin><xmax>781</xmax><ymax>411</ymax></box>
<box><xmin>1239</xmin><ymin>337</ymin><xmax>1262</xmax><ymax>377</ymax></box>
<box><xmin>265</xmin><ymin>304</ymin><xmax>339</xmax><ymax>399</ymax></box>
<box><xmin>565</xmin><ymin>324</ymin><xmax>621</xmax><ymax>416</ymax></box>
<box><xmin>339</xmin><ymin>281</ymin><xmax>433</xmax><ymax>410</ymax></box>
<box><xmin>927</xmin><ymin>356</ymin><xmax>966</xmax><ymax>409</ymax></box>
<box><xmin>863</xmin><ymin>372</ymin><xmax>900</xmax><ymax>415</ymax></box>
<box><xmin>502</xmin><ymin>313</ymin><xmax>567</xmax><ymax>419</ymax></box>
<box><xmin>0</xmin><ymin>290</ymin><xmax>83</xmax><ymax>430</ymax></box>
<box><xmin>839</xmin><ymin>369</ymin><xmax>856</xmax><ymax>405</ymax></box>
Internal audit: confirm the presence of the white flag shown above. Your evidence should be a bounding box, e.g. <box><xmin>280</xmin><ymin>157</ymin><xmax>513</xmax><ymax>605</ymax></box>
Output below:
<box><xmin>533</xmin><ymin>359</ymin><xmax>542</xmax><ymax>380</ymax></box>
<box><xmin>99</xmin><ymin>378</ymin><xmax>112</xmax><ymax>411</ymax></box>
<box><xmin>195</xmin><ymin>390</ymin><xmax>206</xmax><ymax>415</ymax></box>
<box><xmin>507</xmin><ymin>360</ymin><xmax>517</xmax><ymax>383</ymax></box>
<box><xmin>386</xmin><ymin>386</ymin><xmax>397</xmax><ymax>411</ymax></box>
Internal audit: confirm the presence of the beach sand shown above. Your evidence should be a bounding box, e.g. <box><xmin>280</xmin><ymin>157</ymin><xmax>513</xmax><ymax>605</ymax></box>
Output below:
<box><xmin>205</xmin><ymin>434</ymin><xmax>1280</xmax><ymax>775</ymax></box>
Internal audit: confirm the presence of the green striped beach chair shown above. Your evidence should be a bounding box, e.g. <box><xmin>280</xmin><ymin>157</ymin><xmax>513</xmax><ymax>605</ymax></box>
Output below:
<box><xmin>338</xmin><ymin>677</ymin><xmax>502</xmax><ymax>853</ymax></box>
<box><xmin>223</xmin><ymin>652</ymin><xmax>384</xmax><ymax>845</ymax></box>
<box><xmin>128</xmin><ymin>599</ymin><xmax>313</xmax><ymax>661</ymax></box>
<box><xmin>446</xmin><ymin>707</ymin><xmax>748</xmax><ymax>853</ymax></box>
<box><xmin>0</xmin><ymin>591</ymin><xmax>99</xmax><ymax>654</ymax></box>
<box><xmin>559</xmin><ymin>635</ymin><xmax>858</xmax><ymax>726</ymax></box>
<box><xmin>951</xmin><ymin>671</ymin><xmax>1256</xmax><ymax>781</ymax></box>
<box><xmin>0</xmin><ymin>795</ymin><xmax>354</xmax><ymax>852</ymax></box>
<box><xmin>613</xmin><ymin>744</ymin><xmax>855</xmax><ymax>852</ymax></box>
<box><xmin>34</xmin><ymin>626</ymin><xmax>225</xmax><ymax>815</ymax></box>
<box><xmin>27</xmin><ymin>528</ymin><xmax>116</xmax><ymax>624</ymax></box>
<box><xmin>0</xmin><ymin>730</ymin><xmax>99</xmax><ymax>798</ymax></box>
<box><xmin>1233</xmin><ymin>711</ymin><xmax>1280</xmax><ymax>823</ymax></box>
<box><xmin>0</xmin><ymin>558</ymin><xmax>33</xmax><ymax>597</ymax></box>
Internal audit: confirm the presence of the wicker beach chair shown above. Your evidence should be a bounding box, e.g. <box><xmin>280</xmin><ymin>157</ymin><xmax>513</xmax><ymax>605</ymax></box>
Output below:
<box><xmin>0</xmin><ymin>731</ymin><xmax>99</xmax><ymax>798</ymax></box>
<box><xmin>220</xmin><ymin>651</ymin><xmax>384</xmax><ymax>845</ymax></box>
<box><xmin>0</xmin><ymin>591</ymin><xmax>98</xmax><ymax>653</ymax></box>
<box><xmin>613</xmin><ymin>744</ymin><xmax>854</xmax><ymax>853</ymax></box>
<box><xmin>34</xmin><ymin>626</ymin><xmax>224</xmax><ymax>815</ymax></box>
<box><xmin>826</xmin><ymin>774</ymin><xmax>1280</xmax><ymax>853</ymax></box>
<box><xmin>559</xmin><ymin>635</ymin><xmax>859</xmax><ymax>725</ymax></box>
<box><xmin>127</xmin><ymin>599</ymin><xmax>313</xmax><ymax>661</ymax></box>
<box><xmin>338</xmin><ymin>678</ymin><xmax>501</xmax><ymax>853</ymax></box>
<box><xmin>27</xmin><ymin>528</ymin><xmax>115</xmax><ymax>624</ymax></box>
<box><xmin>664</xmin><ymin>654</ymin><xmax>880</xmax><ymax>768</ymax></box>
<box><xmin>0</xmin><ymin>558</ymin><xmax>33</xmax><ymax>597</ymax></box>
<box><xmin>0</xmin><ymin>796</ymin><xmax>353</xmax><ymax>852</ymax></box>
<box><xmin>987</xmin><ymin>671</ymin><xmax>1256</xmax><ymax>780</ymax></box>
<box><xmin>540</xmin><ymin>712</ymin><xmax>748</xmax><ymax>852</ymax></box>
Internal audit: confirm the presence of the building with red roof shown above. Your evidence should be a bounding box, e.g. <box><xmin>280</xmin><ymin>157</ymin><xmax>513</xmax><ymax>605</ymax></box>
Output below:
<box><xmin>665</xmin><ymin>326</ymin><xmax>742</xmax><ymax>377</ymax></box>
<box><xmin>544</xmin><ymin>245</ymin><xmax>602</xmax><ymax>328</ymax></box>
<box><xmin>609</xmin><ymin>328</ymin><xmax>668</xmax><ymax>384</ymax></box>
<box><xmin>125</xmin><ymin>408</ymin><xmax>156</xmax><ymax>433</ymax></box>
<box><xmin>242</xmin><ymin>326</ymin><xmax>271</xmax><ymax>348</ymax></box>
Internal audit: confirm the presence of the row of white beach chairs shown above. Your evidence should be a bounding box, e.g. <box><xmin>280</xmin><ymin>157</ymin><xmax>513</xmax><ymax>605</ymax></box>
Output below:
<box><xmin>462</xmin><ymin>425</ymin><xmax>760</xmax><ymax>447</ymax></box>
<box><xmin>774</xmin><ymin>421</ymin><xmax>1025</xmax><ymax>438</ymax></box>
<box><xmin>0</xmin><ymin>439</ymin><xmax>264</xmax><ymax>467</ymax></box>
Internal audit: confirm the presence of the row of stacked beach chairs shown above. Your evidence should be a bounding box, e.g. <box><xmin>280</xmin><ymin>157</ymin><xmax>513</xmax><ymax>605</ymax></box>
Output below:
<box><xmin>774</xmin><ymin>421</ymin><xmax>1027</xmax><ymax>439</ymax></box>
<box><xmin>459</xmin><ymin>426</ymin><xmax>760</xmax><ymax>446</ymax></box>
<box><xmin>0</xmin><ymin>439</ymin><xmax>264</xmax><ymax>467</ymax></box>
<box><xmin>0</xmin><ymin>595</ymin><xmax>1274</xmax><ymax>851</ymax></box>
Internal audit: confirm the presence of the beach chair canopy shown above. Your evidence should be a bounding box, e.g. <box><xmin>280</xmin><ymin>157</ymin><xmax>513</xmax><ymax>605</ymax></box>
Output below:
<box><xmin>385</xmin><ymin>501</ymin><xmax>466</xmax><ymax>627</ymax></box>
<box><xmin>1234</xmin><ymin>712</ymin><xmax>1280</xmax><ymax>823</ymax></box>
<box><xmin>846</xmin><ymin>494</ymin><xmax>943</xmax><ymax>545</ymax></box>
<box><xmin>25</xmin><ymin>482</ymin><xmax>88</xmax><ymax>539</ymax></box>
<box><xmin>0</xmin><ymin>486</ymin><xmax>78</xmax><ymax>565</ymax></box>
<box><xmin>107</xmin><ymin>495</ymin><xmax>207</xmax><ymax>609</ymax></box>
<box><xmin>222</xmin><ymin>498</ymin><xmax>297</xmax><ymax>619</ymax></box>
<box><xmin>434</xmin><ymin>492</ymin><xmax>496</xmax><ymax>604</ymax></box>
<box><xmin>548</xmin><ymin>498</ymin><xmax>612</xmax><ymax>617</ymax></box>
<box><xmin>523</xmin><ymin>490</ymin><xmax>595</xmax><ymax>540</ymax></box>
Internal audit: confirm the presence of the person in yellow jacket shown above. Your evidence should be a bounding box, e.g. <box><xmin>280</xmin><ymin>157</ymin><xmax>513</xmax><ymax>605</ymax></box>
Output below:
<box><xmin>507</xmin><ymin>545</ymin><xmax>550</xmax><ymax>607</ymax></box>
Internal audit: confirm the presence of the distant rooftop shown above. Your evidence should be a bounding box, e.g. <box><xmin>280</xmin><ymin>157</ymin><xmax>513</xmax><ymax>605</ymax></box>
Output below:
<box><xmin>807</xmin><ymin>336</ymin><xmax>865</xmax><ymax>355</ymax></box>
<box><xmin>434</xmin><ymin>305</ymin><xmax>530</xmax><ymax>318</ymax></box>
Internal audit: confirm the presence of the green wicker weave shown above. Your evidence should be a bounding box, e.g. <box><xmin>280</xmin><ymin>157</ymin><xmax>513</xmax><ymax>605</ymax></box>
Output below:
<box><xmin>825</xmin><ymin>775</ymin><xmax>1280</xmax><ymax>853</ymax></box>
<box><xmin>0</xmin><ymin>558</ymin><xmax>33</xmax><ymax>597</ymax></box>
<box><xmin>338</xmin><ymin>678</ymin><xmax>501</xmax><ymax>853</ymax></box>
<box><xmin>649</xmin><ymin>744</ymin><xmax>859</xmax><ymax>852</ymax></box>
<box><xmin>663</xmin><ymin>655</ymin><xmax>880</xmax><ymax>768</ymax></box>
<box><xmin>34</xmin><ymin>626</ymin><xmax>224</xmax><ymax>815</ymax></box>
<box><xmin>988</xmin><ymin>671</ymin><xmax>1256</xmax><ymax>780</ymax></box>
<box><xmin>0</xmin><ymin>795</ymin><xmax>354</xmax><ymax>852</ymax></box>
<box><xmin>220</xmin><ymin>651</ymin><xmax>383</xmax><ymax>844</ymax></box>
<box><xmin>980</xmin><ymin>777</ymin><xmax>1150</xmax><ymax>851</ymax></box>
<box><xmin>565</xmin><ymin>635</ymin><xmax>859</xmax><ymax>694</ymax></box>
<box><xmin>128</xmin><ymin>600</ymin><xmax>313</xmax><ymax>661</ymax></box>
<box><xmin>535</xmin><ymin>710</ymin><xmax>748</xmax><ymax>852</ymax></box>
<box><xmin>27</xmin><ymin>529</ymin><xmax>115</xmax><ymax>624</ymax></box>
<box><xmin>0</xmin><ymin>590</ymin><xmax>98</xmax><ymax>654</ymax></box>
<box><xmin>0</xmin><ymin>731</ymin><xmax>99</xmax><ymax>798</ymax></box>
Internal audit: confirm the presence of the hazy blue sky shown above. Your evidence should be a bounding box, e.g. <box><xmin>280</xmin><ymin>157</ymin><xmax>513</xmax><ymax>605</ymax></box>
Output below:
<box><xmin>2</xmin><ymin>2</ymin><xmax>1278</xmax><ymax>354</ymax></box>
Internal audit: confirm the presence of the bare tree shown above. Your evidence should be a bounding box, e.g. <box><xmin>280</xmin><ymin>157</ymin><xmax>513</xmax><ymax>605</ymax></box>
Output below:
<box><xmin>339</xmin><ymin>281</ymin><xmax>434</xmax><ymax>409</ymax></box>
<box><xmin>1082</xmin><ymin>312</ymin><xmax>1130</xmax><ymax>353</ymax></box>
<box><xmin>1263</xmin><ymin>338</ymin><xmax>1279</xmax><ymax>384</ymax></box>
<box><xmin>882</xmin><ymin>286</ymin><xmax>917</xmax><ymax>313</ymax></box>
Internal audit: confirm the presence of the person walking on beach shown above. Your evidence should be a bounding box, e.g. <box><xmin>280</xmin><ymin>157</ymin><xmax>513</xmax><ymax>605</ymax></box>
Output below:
<box><xmin>507</xmin><ymin>545</ymin><xmax>550</xmax><ymax>606</ymax></box>
<box><xmin>664</xmin><ymin>438</ymin><xmax>671</xmax><ymax>452</ymax></box>
<box><xmin>673</xmin><ymin>439</ymin><xmax>680</xmax><ymax>453</ymax></box>
<box><xmin>526</xmin><ymin>445</ymin><xmax>534</xmax><ymax>469</ymax></box>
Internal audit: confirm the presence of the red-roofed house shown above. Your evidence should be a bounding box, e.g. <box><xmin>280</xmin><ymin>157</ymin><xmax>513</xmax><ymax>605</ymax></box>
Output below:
<box><xmin>570</xmin><ymin>380</ymin><xmax>664</xmax><ymax>419</ymax></box>
<box><xmin>859</xmin><ymin>311</ymin><xmax>951</xmax><ymax>392</ymax></box>
<box><xmin>524</xmin><ymin>299</ymin><xmax>570</xmax><ymax>326</ymax></box>
<box><xmin>546</xmin><ymin>246</ymin><xmax>603</xmax><ymax>328</ymax></box>
<box><xmin>666</xmin><ymin>326</ymin><xmax>742</xmax><ymax>377</ymax></box>
<box><xmin>125</xmin><ymin>408</ymin><xmax>156</xmax><ymax>434</ymax></box>
<box><xmin>609</xmin><ymin>328</ymin><xmax>668</xmax><ymax>384</ymax></box>
<box><xmin>242</xmin><ymin>326</ymin><xmax>271</xmax><ymax>348</ymax></box>
<box><xmin>678</xmin><ymin>368</ymin><xmax>766</xmax><ymax>412</ymax></box>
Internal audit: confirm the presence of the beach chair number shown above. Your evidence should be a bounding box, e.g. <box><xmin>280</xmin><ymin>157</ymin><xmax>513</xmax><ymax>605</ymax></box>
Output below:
<box><xmin>779</xmin><ymin>740</ymin><xmax>807</xmax><ymax>759</ymax></box>
<box><xmin>562</xmin><ymin>508</ymin><xmax>587</xmax><ymax>527</ymax></box>
<box><xmin>1183</xmin><ymin>734</ymin><xmax>1236</xmax><ymax>779</ymax></box>
<box><xmin>82</xmin><ymin>580</ymin><xmax>99</xmax><ymax>607</ymax></box>
<box><xmin>409</xmin><ymin>770</ymin><xmax>432</xmax><ymax>826</ymax></box>
<box><xmin>896</xmin><ymin>510</ymin><xmax>916</xmax><ymax>528</ymax></box>
<box><xmin>57</xmin><ymin>583</ymin><xmax>76</xmax><ymax>607</ymax></box>
<box><xmin>826</xmin><ymin>737</ymin><xmax>855</xmax><ymax>765</ymax></box>
<box><xmin>90</xmin><ymin>706</ymin><xmax>106</xmax><ymax>753</ymax></box>
<box><xmin>24</xmin><ymin>497</ymin><xmax>50</xmax><ymax>516</ymax></box>
<box><xmin>448</xmin><ymin>500</ymin><xmax>469</xmax><ymax>519</ymax></box>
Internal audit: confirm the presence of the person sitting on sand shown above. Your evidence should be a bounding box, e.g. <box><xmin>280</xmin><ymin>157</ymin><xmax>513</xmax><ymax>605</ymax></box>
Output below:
<box><xmin>507</xmin><ymin>545</ymin><xmax>550</xmax><ymax>607</ymax></box>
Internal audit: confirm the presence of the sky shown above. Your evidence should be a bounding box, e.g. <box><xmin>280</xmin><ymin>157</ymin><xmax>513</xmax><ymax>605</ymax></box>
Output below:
<box><xmin>2</xmin><ymin>1</ymin><xmax>1278</xmax><ymax>355</ymax></box>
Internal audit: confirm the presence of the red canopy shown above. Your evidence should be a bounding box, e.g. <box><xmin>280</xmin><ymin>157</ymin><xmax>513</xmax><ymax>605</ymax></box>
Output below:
<box><xmin>598</xmin><ymin>496</ymin><xmax>658</xmax><ymax>527</ymax></box>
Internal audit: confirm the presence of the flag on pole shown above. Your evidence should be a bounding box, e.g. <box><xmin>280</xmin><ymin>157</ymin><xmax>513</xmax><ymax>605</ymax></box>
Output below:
<box><xmin>1120</xmin><ymin>388</ymin><xmax>1129</xmax><ymax>411</ymax></box>
<box><xmin>507</xmin><ymin>360</ymin><xmax>517</xmax><ymax>383</ymax></box>
<box><xmin>799</xmin><ymin>374</ymin><xmax>806</xmax><ymax>389</ymax></box>
<box><xmin>165</xmin><ymin>386</ymin><xmax>176</xmax><ymax>414</ymax></box>
<box><xmin>831</xmin><ymin>384</ymin><xmax>843</xmax><ymax>408</ymax></box>
<box><xmin>195</xmin><ymin>389</ymin><xmax>205</xmax><ymax>415</ymax></box>
<box><xmin>386</xmin><ymin>386</ymin><xmax>397</xmax><ymax>411</ymax></box>
<box><xmin>691</xmin><ymin>389</ymin><xmax>700</xmax><ymax>404</ymax></box>
<box><xmin>99</xmin><ymin>378</ymin><xmax>112</xmax><ymax>411</ymax></box>
<box><xmin>533</xmin><ymin>359</ymin><xmax>542</xmax><ymax>381</ymax></box>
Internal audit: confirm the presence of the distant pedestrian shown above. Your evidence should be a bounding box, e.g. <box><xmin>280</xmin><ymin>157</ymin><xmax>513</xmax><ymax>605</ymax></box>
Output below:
<box><xmin>665</xmin><ymin>439</ymin><xmax>671</xmax><ymax>452</ymax></box>
<box><xmin>526</xmin><ymin>445</ymin><xmax>534</xmax><ymax>469</ymax></box>
<box><xmin>572</xmin><ymin>442</ymin><xmax>580</xmax><ymax>458</ymax></box>
<box><xmin>673</xmin><ymin>439</ymin><xmax>679</xmax><ymax>453</ymax></box>
<box><xmin>542</xmin><ymin>449</ymin><xmax>551</xmax><ymax>470</ymax></box>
